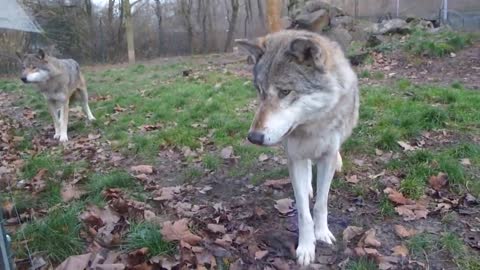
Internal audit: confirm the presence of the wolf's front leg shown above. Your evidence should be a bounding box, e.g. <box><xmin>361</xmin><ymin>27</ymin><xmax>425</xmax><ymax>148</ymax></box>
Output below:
<box><xmin>58</xmin><ymin>99</ymin><xmax>70</xmax><ymax>142</ymax></box>
<box><xmin>289</xmin><ymin>158</ymin><xmax>316</xmax><ymax>266</ymax></box>
<box><xmin>313</xmin><ymin>150</ymin><xmax>337</xmax><ymax>244</ymax></box>
<box><xmin>47</xmin><ymin>101</ymin><xmax>61</xmax><ymax>139</ymax></box>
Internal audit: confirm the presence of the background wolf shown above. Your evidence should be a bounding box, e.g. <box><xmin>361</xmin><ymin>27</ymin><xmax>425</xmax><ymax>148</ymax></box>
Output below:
<box><xmin>17</xmin><ymin>49</ymin><xmax>95</xmax><ymax>142</ymax></box>
<box><xmin>236</xmin><ymin>30</ymin><xmax>359</xmax><ymax>266</ymax></box>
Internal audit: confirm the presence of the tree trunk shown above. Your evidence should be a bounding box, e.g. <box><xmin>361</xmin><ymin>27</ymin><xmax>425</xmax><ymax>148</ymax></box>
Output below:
<box><xmin>179</xmin><ymin>0</ymin><xmax>194</xmax><ymax>54</ymax></box>
<box><xmin>118</xmin><ymin>0</ymin><xmax>125</xmax><ymax>44</ymax></box>
<box><xmin>200</xmin><ymin>0</ymin><xmax>209</xmax><ymax>53</ymax></box>
<box><xmin>224</xmin><ymin>0</ymin><xmax>239</xmax><ymax>52</ymax></box>
<box><xmin>266</xmin><ymin>0</ymin><xmax>282</xmax><ymax>33</ymax></box>
<box><xmin>257</xmin><ymin>0</ymin><xmax>264</xmax><ymax>21</ymax></box>
<box><xmin>123</xmin><ymin>0</ymin><xmax>135</xmax><ymax>63</ymax></box>
<box><xmin>154</xmin><ymin>0</ymin><xmax>163</xmax><ymax>56</ymax></box>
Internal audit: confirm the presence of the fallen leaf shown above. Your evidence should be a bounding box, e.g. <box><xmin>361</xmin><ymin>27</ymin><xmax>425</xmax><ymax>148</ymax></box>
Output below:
<box><xmin>362</xmin><ymin>229</ymin><xmax>381</xmax><ymax>248</ymax></box>
<box><xmin>263</xmin><ymin>178</ymin><xmax>290</xmax><ymax>188</ymax></box>
<box><xmin>258</xmin><ymin>153</ymin><xmax>269</xmax><ymax>162</ymax></box>
<box><xmin>384</xmin><ymin>188</ymin><xmax>415</xmax><ymax>205</ymax></box>
<box><xmin>207</xmin><ymin>223</ymin><xmax>226</xmax><ymax>234</ymax></box>
<box><xmin>220</xmin><ymin>146</ymin><xmax>234</xmax><ymax>159</ymax></box>
<box><xmin>255</xmin><ymin>207</ymin><xmax>267</xmax><ymax>218</ymax></box>
<box><xmin>28</xmin><ymin>168</ymin><xmax>48</xmax><ymax>193</ymax></box>
<box><xmin>397</xmin><ymin>141</ymin><xmax>416</xmax><ymax>151</ymax></box>
<box><xmin>55</xmin><ymin>253</ymin><xmax>91</xmax><ymax>270</ymax></box>
<box><xmin>395</xmin><ymin>204</ymin><xmax>429</xmax><ymax>221</ymax></box>
<box><xmin>428</xmin><ymin>172</ymin><xmax>448</xmax><ymax>191</ymax></box>
<box><xmin>274</xmin><ymin>198</ymin><xmax>294</xmax><ymax>216</ymax></box>
<box><xmin>61</xmin><ymin>182</ymin><xmax>86</xmax><ymax>202</ymax></box>
<box><xmin>394</xmin><ymin>225</ymin><xmax>417</xmax><ymax>238</ymax></box>
<box><xmin>391</xmin><ymin>245</ymin><xmax>409</xmax><ymax>257</ymax></box>
<box><xmin>214</xmin><ymin>234</ymin><xmax>233</xmax><ymax>248</ymax></box>
<box><xmin>130</xmin><ymin>165</ymin><xmax>153</xmax><ymax>174</ymax></box>
<box><xmin>369</xmin><ymin>170</ymin><xmax>385</xmax><ymax>180</ymax></box>
<box><xmin>460</xmin><ymin>158</ymin><xmax>471</xmax><ymax>166</ymax></box>
<box><xmin>255</xmin><ymin>250</ymin><xmax>268</xmax><ymax>260</ymax></box>
<box><xmin>161</xmin><ymin>219</ymin><xmax>202</xmax><ymax>245</ymax></box>
<box><xmin>346</xmin><ymin>175</ymin><xmax>359</xmax><ymax>184</ymax></box>
<box><xmin>2</xmin><ymin>201</ymin><xmax>14</xmax><ymax>217</ymax></box>
<box><xmin>343</xmin><ymin>226</ymin><xmax>364</xmax><ymax>242</ymax></box>
<box><xmin>152</xmin><ymin>186</ymin><xmax>182</xmax><ymax>201</ymax></box>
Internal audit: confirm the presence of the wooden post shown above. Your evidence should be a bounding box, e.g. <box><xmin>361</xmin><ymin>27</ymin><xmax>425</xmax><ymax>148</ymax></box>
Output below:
<box><xmin>266</xmin><ymin>0</ymin><xmax>282</xmax><ymax>33</ymax></box>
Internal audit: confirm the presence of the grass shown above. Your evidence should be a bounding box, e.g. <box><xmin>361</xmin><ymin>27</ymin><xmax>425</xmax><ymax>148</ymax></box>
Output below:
<box><xmin>123</xmin><ymin>222</ymin><xmax>175</xmax><ymax>257</ymax></box>
<box><xmin>6</xmin><ymin>50</ymin><xmax>480</xmax><ymax>267</ymax></box>
<box><xmin>407</xmin><ymin>233</ymin><xmax>437</xmax><ymax>256</ymax></box>
<box><xmin>404</xmin><ymin>29</ymin><xmax>473</xmax><ymax>57</ymax></box>
<box><xmin>346</xmin><ymin>257</ymin><xmax>378</xmax><ymax>270</ymax></box>
<box><xmin>379</xmin><ymin>196</ymin><xmax>395</xmax><ymax>217</ymax></box>
<box><xmin>15</xmin><ymin>204</ymin><xmax>84</xmax><ymax>263</ymax></box>
<box><xmin>86</xmin><ymin>170</ymin><xmax>137</xmax><ymax>194</ymax></box>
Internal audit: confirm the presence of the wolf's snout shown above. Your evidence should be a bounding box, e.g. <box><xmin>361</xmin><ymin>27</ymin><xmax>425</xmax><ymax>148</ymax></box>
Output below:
<box><xmin>21</xmin><ymin>77</ymin><xmax>27</xmax><ymax>83</ymax></box>
<box><xmin>247</xmin><ymin>131</ymin><xmax>264</xmax><ymax>145</ymax></box>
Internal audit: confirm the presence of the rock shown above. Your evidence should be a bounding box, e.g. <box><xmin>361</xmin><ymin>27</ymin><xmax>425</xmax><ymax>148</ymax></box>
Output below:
<box><xmin>366</xmin><ymin>35</ymin><xmax>383</xmax><ymax>47</ymax></box>
<box><xmin>295</xmin><ymin>9</ymin><xmax>330</xmax><ymax>32</ymax></box>
<box><xmin>304</xmin><ymin>0</ymin><xmax>345</xmax><ymax>17</ymax></box>
<box><xmin>367</xmin><ymin>19</ymin><xmax>410</xmax><ymax>35</ymax></box>
<box><xmin>327</xmin><ymin>27</ymin><xmax>352</xmax><ymax>52</ymax></box>
<box><xmin>331</xmin><ymin>16</ymin><xmax>354</xmax><ymax>30</ymax></box>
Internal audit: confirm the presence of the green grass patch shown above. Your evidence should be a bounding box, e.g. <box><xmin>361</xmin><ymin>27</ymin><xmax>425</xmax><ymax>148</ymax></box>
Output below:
<box><xmin>407</xmin><ymin>233</ymin><xmax>437</xmax><ymax>256</ymax></box>
<box><xmin>123</xmin><ymin>222</ymin><xmax>175</xmax><ymax>257</ymax></box>
<box><xmin>15</xmin><ymin>204</ymin><xmax>84</xmax><ymax>263</ymax></box>
<box><xmin>346</xmin><ymin>257</ymin><xmax>378</xmax><ymax>270</ymax></box>
<box><xmin>404</xmin><ymin>29</ymin><xmax>473</xmax><ymax>57</ymax></box>
<box><xmin>87</xmin><ymin>170</ymin><xmax>137</xmax><ymax>194</ymax></box>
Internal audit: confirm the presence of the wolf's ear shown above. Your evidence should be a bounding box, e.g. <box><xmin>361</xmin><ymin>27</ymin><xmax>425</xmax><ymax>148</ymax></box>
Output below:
<box><xmin>235</xmin><ymin>39</ymin><xmax>264</xmax><ymax>64</ymax></box>
<box><xmin>288</xmin><ymin>38</ymin><xmax>322</xmax><ymax>68</ymax></box>
<box><xmin>37</xmin><ymin>49</ymin><xmax>45</xmax><ymax>60</ymax></box>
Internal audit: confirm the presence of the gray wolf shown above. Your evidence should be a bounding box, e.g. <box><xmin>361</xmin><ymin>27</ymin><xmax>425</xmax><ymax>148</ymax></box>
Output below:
<box><xmin>17</xmin><ymin>49</ymin><xmax>95</xmax><ymax>142</ymax></box>
<box><xmin>236</xmin><ymin>30</ymin><xmax>359</xmax><ymax>266</ymax></box>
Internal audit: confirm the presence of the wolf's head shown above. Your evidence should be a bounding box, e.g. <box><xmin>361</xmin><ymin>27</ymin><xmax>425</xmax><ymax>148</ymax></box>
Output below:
<box><xmin>236</xmin><ymin>30</ymin><xmax>343</xmax><ymax>146</ymax></box>
<box><xmin>16</xmin><ymin>49</ymin><xmax>51</xmax><ymax>84</ymax></box>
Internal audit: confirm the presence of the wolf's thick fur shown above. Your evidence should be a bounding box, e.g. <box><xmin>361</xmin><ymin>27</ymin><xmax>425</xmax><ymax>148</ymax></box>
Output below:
<box><xmin>236</xmin><ymin>30</ymin><xmax>359</xmax><ymax>266</ymax></box>
<box><xmin>17</xmin><ymin>49</ymin><xmax>95</xmax><ymax>142</ymax></box>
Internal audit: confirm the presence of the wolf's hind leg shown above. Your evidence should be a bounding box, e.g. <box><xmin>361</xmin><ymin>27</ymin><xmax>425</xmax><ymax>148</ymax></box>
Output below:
<box><xmin>78</xmin><ymin>87</ymin><xmax>95</xmax><ymax>121</ymax></box>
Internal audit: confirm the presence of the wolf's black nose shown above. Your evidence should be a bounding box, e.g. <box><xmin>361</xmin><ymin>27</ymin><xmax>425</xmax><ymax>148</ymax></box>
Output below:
<box><xmin>21</xmin><ymin>77</ymin><xmax>27</xmax><ymax>83</ymax></box>
<box><xmin>247</xmin><ymin>131</ymin><xmax>264</xmax><ymax>145</ymax></box>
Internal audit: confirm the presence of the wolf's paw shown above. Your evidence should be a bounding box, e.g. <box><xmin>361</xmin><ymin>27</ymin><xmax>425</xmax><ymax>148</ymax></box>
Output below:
<box><xmin>315</xmin><ymin>227</ymin><xmax>336</xmax><ymax>244</ymax></box>
<box><xmin>53</xmin><ymin>133</ymin><xmax>61</xmax><ymax>140</ymax></box>
<box><xmin>59</xmin><ymin>135</ymin><xmax>69</xmax><ymax>143</ymax></box>
<box><xmin>296</xmin><ymin>242</ymin><xmax>316</xmax><ymax>266</ymax></box>
<box><xmin>88</xmin><ymin>116</ymin><xmax>96</xmax><ymax>121</ymax></box>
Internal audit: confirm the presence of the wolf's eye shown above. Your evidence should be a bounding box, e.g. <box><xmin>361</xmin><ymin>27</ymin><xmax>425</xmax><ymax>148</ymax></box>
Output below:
<box><xmin>278</xmin><ymin>89</ymin><xmax>292</xmax><ymax>98</ymax></box>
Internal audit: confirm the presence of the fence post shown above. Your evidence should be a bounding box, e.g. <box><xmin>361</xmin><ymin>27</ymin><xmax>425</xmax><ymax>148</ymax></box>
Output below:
<box><xmin>443</xmin><ymin>0</ymin><xmax>448</xmax><ymax>23</ymax></box>
<box><xmin>354</xmin><ymin>0</ymin><xmax>358</xmax><ymax>19</ymax></box>
<box><xmin>396</xmin><ymin>0</ymin><xmax>400</xmax><ymax>17</ymax></box>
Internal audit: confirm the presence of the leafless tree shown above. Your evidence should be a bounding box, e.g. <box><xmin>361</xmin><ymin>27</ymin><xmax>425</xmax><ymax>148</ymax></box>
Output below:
<box><xmin>154</xmin><ymin>0</ymin><xmax>163</xmax><ymax>55</ymax></box>
<box><xmin>179</xmin><ymin>0</ymin><xmax>194</xmax><ymax>53</ymax></box>
<box><xmin>224</xmin><ymin>0</ymin><xmax>239</xmax><ymax>52</ymax></box>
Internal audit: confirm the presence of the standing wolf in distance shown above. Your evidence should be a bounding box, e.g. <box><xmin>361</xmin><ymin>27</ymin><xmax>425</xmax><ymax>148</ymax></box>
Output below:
<box><xmin>236</xmin><ymin>30</ymin><xmax>359</xmax><ymax>266</ymax></box>
<box><xmin>17</xmin><ymin>49</ymin><xmax>95</xmax><ymax>142</ymax></box>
